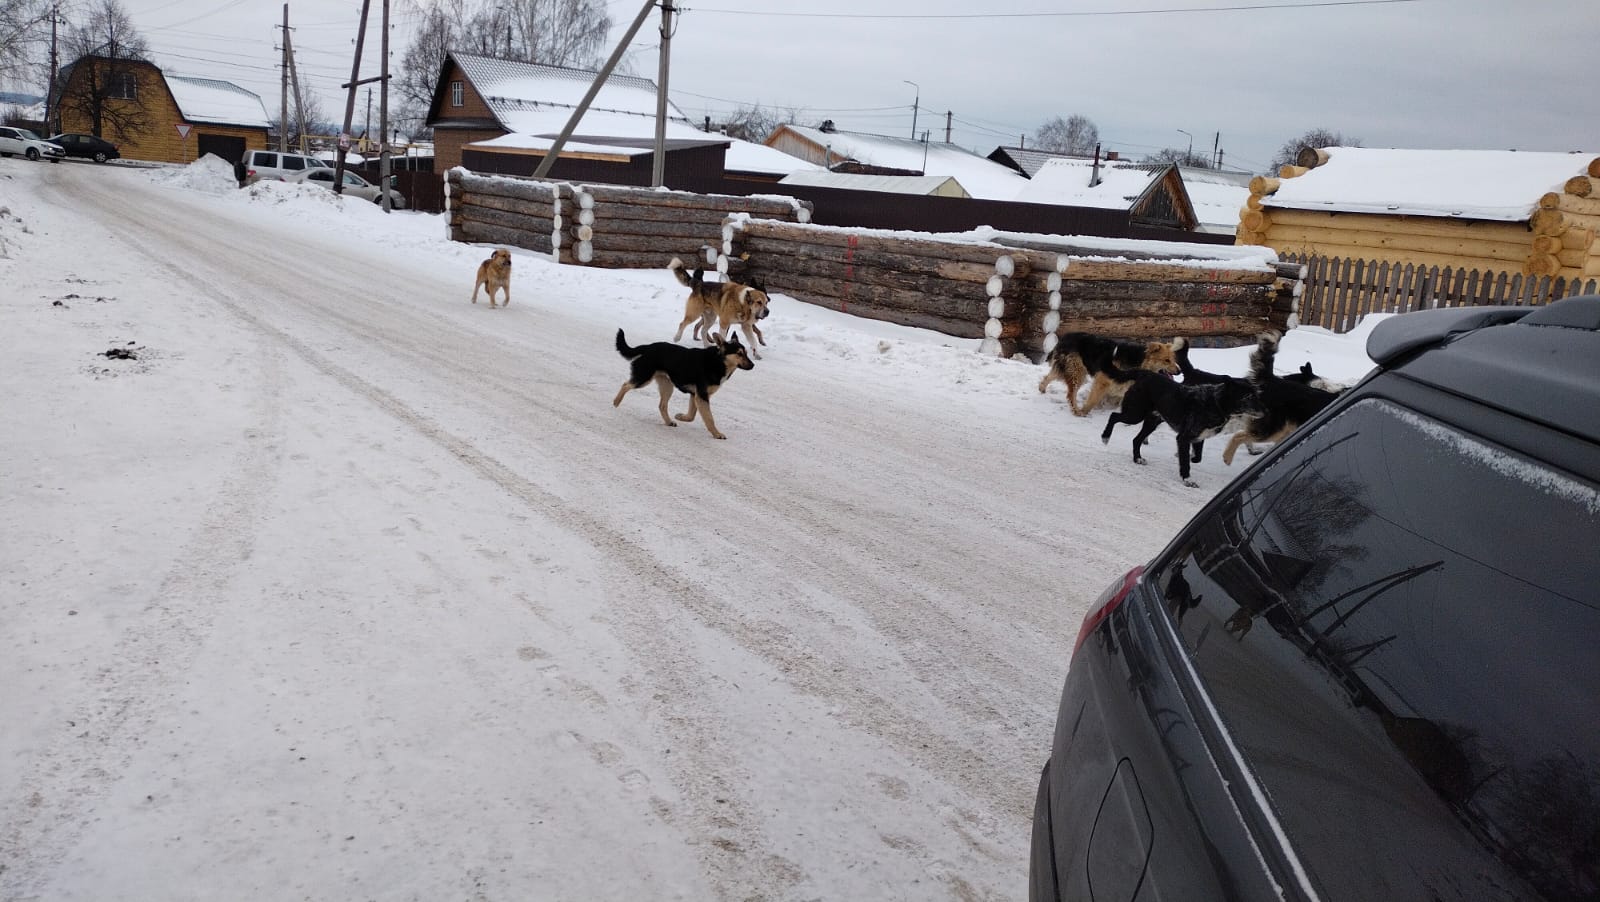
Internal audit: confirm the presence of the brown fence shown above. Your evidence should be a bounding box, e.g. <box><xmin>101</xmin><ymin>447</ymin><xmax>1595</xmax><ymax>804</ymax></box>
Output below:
<box><xmin>1287</xmin><ymin>253</ymin><xmax>1600</xmax><ymax>333</ymax></box>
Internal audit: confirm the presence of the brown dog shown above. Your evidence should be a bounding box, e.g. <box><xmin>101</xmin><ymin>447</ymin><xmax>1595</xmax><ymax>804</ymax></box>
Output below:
<box><xmin>669</xmin><ymin>257</ymin><xmax>771</xmax><ymax>359</ymax></box>
<box><xmin>472</xmin><ymin>248</ymin><xmax>512</xmax><ymax>307</ymax></box>
<box><xmin>1038</xmin><ymin>332</ymin><xmax>1180</xmax><ymax>416</ymax></box>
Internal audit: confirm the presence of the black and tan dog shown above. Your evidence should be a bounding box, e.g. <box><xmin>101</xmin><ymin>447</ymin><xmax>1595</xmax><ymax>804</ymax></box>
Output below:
<box><xmin>669</xmin><ymin>257</ymin><xmax>771</xmax><ymax>359</ymax></box>
<box><xmin>1039</xmin><ymin>332</ymin><xmax>1181</xmax><ymax>416</ymax></box>
<box><xmin>1220</xmin><ymin>332</ymin><xmax>1343</xmax><ymax>465</ymax></box>
<box><xmin>612</xmin><ymin>329</ymin><xmax>754</xmax><ymax>440</ymax></box>
<box><xmin>1101</xmin><ymin>361</ymin><xmax>1260</xmax><ymax>487</ymax></box>
<box><xmin>471</xmin><ymin>248</ymin><xmax>512</xmax><ymax>308</ymax></box>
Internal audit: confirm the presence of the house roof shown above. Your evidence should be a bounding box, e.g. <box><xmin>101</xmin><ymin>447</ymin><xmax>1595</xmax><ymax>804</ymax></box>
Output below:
<box><xmin>1178</xmin><ymin>166</ymin><xmax>1253</xmax><ymax>235</ymax></box>
<box><xmin>1263</xmin><ymin>147</ymin><xmax>1598</xmax><ymax>222</ymax></box>
<box><xmin>769</xmin><ymin>124</ymin><xmax>1028</xmax><ymax>200</ymax></box>
<box><xmin>436</xmin><ymin>52</ymin><xmax>814</xmax><ymax>177</ymax></box>
<box><xmin>987</xmin><ymin>146</ymin><xmax>1096</xmax><ymax>178</ymax></box>
<box><xmin>778</xmin><ymin>170</ymin><xmax>968</xmax><ymax>197</ymax></box>
<box><xmin>1012</xmin><ymin>157</ymin><xmax>1168</xmax><ymax>209</ymax></box>
<box><xmin>164</xmin><ymin>74</ymin><xmax>270</xmax><ymax>128</ymax></box>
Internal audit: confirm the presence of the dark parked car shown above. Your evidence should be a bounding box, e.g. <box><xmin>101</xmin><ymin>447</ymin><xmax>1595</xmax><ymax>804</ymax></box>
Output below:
<box><xmin>1031</xmin><ymin>297</ymin><xmax>1600</xmax><ymax>902</ymax></box>
<box><xmin>47</xmin><ymin>133</ymin><xmax>120</xmax><ymax>163</ymax></box>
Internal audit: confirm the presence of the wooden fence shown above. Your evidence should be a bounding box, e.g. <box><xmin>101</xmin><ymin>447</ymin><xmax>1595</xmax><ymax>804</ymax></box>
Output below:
<box><xmin>1287</xmin><ymin>253</ymin><xmax>1600</xmax><ymax>333</ymax></box>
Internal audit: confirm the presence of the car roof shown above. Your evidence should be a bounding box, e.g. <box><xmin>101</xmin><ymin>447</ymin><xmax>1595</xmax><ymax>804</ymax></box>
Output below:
<box><xmin>1367</xmin><ymin>295</ymin><xmax>1600</xmax><ymax>442</ymax></box>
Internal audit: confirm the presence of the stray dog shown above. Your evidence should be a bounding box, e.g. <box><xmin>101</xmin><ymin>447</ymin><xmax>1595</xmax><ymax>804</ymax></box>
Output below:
<box><xmin>1039</xmin><ymin>332</ymin><xmax>1180</xmax><ymax>416</ymax></box>
<box><xmin>1101</xmin><ymin>361</ymin><xmax>1260</xmax><ymax>487</ymax></box>
<box><xmin>1175</xmin><ymin>335</ymin><xmax>1265</xmax><ymax>456</ymax></box>
<box><xmin>612</xmin><ymin>329</ymin><xmax>754</xmax><ymax>440</ymax></box>
<box><xmin>1282</xmin><ymin>360</ymin><xmax>1352</xmax><ymax>394</ymax></box>
<box><xmin>472</xmin><ymin>248</ymin><xmax>512</xmax><ymax>307</ymax></box>
<box><xmin>669</xmin><ymin>257</ymin><xmax>772</xmax><ymax>359</ymax></box>
<box><xmin>1221</xmin><ymin>333</ymin><xmax>1343</xmax><ymax>465</ymax></box>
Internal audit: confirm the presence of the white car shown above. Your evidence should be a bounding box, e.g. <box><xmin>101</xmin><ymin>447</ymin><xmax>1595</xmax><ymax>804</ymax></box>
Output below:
<box><xmin>0</xmin><ymin>126</ymin><xmax>65</xmax><ymax>162</ymax></box>
<box><xmin>284</xmin><ymin>167</ymin><xmax>407</xmax><ymax>209</ymax></box>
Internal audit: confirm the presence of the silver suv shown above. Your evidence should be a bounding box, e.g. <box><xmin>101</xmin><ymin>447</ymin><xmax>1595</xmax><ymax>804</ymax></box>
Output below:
<box><xmin>241</xmin><ymin>149</ymin><xmax>326</xmax><ymax>184</ymax></box>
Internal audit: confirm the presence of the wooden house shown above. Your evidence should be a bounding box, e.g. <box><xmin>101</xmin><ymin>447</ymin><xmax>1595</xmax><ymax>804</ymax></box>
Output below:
<box><xmin>54</xmin><ymin>56</ymin><xmax>269</xmax><ymax>164</ymax></box>
<box><xmin>1012</xmin><ymin>157</ymin><xmax>1200</xmax><ymax>232</ymax></box>
<box><xmin>764</xmin><ymin>123</ymin><xmax>1028</xmax><ymax>200</ymax></box>
<box><xmin>1241</xmin><ymin>147</ymin><xmax>1600</xmax><ymax>280</ymax></box>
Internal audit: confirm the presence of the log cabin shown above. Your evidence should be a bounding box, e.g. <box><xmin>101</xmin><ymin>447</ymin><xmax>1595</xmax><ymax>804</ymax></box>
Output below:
<box><xmin>1241</xmin><ymin>147</ymin><xmax>1600</xmax><ymax>280</ymax></box>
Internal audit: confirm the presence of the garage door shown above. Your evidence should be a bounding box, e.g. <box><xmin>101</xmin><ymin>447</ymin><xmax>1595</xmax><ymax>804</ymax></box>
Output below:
<box><xmin>196</xmin><ymin>134</ymin><xmax>247</xmax><ymax>164</ymax></box>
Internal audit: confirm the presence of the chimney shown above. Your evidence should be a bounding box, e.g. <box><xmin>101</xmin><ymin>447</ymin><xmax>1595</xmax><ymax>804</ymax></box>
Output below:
<box><xmin>1105</xmin><ymin>150</ymin><xmax>1119</xmax><ymax>161</ymax></box>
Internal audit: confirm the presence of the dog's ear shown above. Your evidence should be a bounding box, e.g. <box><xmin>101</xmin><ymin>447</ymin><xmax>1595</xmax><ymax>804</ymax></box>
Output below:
<box><xmin>1300</xmin><ymin>362</ymin><xmax>1314</xmax><ymax>375</ymax></box>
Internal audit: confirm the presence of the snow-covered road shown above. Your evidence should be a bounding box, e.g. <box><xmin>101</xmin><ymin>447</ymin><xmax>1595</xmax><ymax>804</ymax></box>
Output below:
<box><xmin>1</xmin><ymin>158</ymin><xmax>1365</xmax><ymax>901</ymax></box>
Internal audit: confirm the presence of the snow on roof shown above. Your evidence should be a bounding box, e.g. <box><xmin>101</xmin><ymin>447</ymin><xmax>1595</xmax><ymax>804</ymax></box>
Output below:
<box><xmin>775</xmin><ymin>125</ymin><xmax>1028</xmax><ymax>200</ymax></box>
<box><xmin>779</xmin><ymin>170</ymin><xmax>966</xmax><ymax>196</ymax></box>
<box><xmin>1263</xmin><ymin>147</ymin><xmax>1598</xmax><ymax>222</ymax></box>
<box><xmin>1011</xmin><ymin>157</ymin><xmax>1162</xmax><ymax>210</ymax></box>
<box><xmin>453</xmin><ymin>52</ymin><xmax>689</xmax><ymax>132</ymax></box>
<box><xmin>1178</xmin><ymin>166</ymin><xmax>1252</xmax><ymax>235</ymax></box>
<box><xmin>164</xmin><ymin>74</ymin><xmax>270</xmax><ymax>128</ymax></box>
<box><xmin>465</xmin><ymin>120</ymin><xmax>818</xmax><ymax>177</ymax></box>
<box><xmin>989</xmin><ymin>146</ymin><xmax>1095</xmax><ymax>178</ymax></box>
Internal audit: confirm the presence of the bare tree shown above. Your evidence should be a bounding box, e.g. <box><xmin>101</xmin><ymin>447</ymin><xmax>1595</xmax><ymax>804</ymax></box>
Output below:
<box><xmin>1031</xmin><ymin>114</ymin><xmax>1098</xmax><ymax>155</ymax></box>
<box><xmin>1145</xmin><ymin>146</ymin><xmax>1214</xmax><ymax>168</ymax></box>
<box><xmin>715</xmin><ymin>102</ymin><xmax>797</xmax><ymax>144</ymax></box>
<box><xmin>56</xmin><ymin>0</ymin><xmax>150</xmax><ymax>140</ymax></box>
<box><xmin>1269</xmin><ymin>127</ymin><xmax>1361</xmax><ymax>172</ymax></box>
<box><xmin>398</xmin><ymin>0</ymin><xmax>466</xmax><ymax>110</ymax></box>
<box><xmin>507</xmin><ymin>0</ymin><xmax>609</xmax><ymax>68</ymax></box>
<box><xmin>0</xmin><ymin>0</ymin><xmax>52</xmax><ymax>86</ymax></box>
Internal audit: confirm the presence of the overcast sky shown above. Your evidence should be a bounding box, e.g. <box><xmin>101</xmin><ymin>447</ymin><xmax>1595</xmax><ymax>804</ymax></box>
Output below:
<box><xmin>98</xmin><ymin>0</ymin><xmax>1600</xmax><ymax>173</ymax></box>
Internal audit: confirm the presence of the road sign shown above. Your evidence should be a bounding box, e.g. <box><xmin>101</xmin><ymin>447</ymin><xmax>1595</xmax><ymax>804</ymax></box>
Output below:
<box><xmin>175</xmin><ymin>123</ymin><xmax>191</xmax><ymax>139</ymax></box>
<box><xmin>338</xmin><ymin>133</ymin><xmax>351</xmax><ymax>151</ymax></box>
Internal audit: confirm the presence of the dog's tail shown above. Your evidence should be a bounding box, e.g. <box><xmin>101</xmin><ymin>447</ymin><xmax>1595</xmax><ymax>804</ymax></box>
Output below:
<box><xmin>668</xmin><ymin>257</ymin><xmax>695</xmax><ymax>288</ymax></box>
<box><xmin>1172</xmin><ymin>336</ymin><xmax>1200</xmax><ymax>377</ymax></box>
<box><xmin>1248</xmin><ymin>331</ymin><xmax>1281</xmax><ymax>385</ymax></box>
<box><xmin>615</xmin><ymin>329</ymin><xmax>641</xmax><ymax>360</ymax></box>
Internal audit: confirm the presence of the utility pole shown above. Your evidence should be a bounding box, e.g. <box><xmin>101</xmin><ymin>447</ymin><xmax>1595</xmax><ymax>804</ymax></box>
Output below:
<box><xmin>46</xmin><ymin>2</ymin><xmax>61</xmax><ymax>135</ymax></box>
<box><xmin>379</xmin><ymin>0</ymin><xmax>391</xmax><ymax>212</ymax></box>
<box><xmin>944</xmin><ymin>110</ymin><xmax>952</xmax><ymax>143</ymax></box>
<box><xmin>1213</xmin><ymin>131</ymin><xmax>1220</xmax><ymax>169</ymax></box>
<box><xmin>364</xmin><ymin>86</ymin><xmax>372</xmax><ymax>147</ymax></box>
<box><xmin>650</xmin><ymin>0</ymin><xmax>675</xmax><ymax>188</ymax></box>
<box><xmin>903</xmin><ymin>79</ymin><xmax>918</xmax><ymax>141</ymax></box>
<box><xmin>286</xmin><ymin>29</ymin><xmax>307</xmax><ymax>152</ymax></box>
<box><xmin>336</xmin><ymin>0</ymin><xmax>376</xmax><ymax>195</ymax></box>
<box><xmin>278</xmin><ymin>4</ymin><xmax>289</xmax><ymax>151</ymax></box>
<box><xmin>533</xmin><ymin>0</ymin><xmax>657</xmax><ymax>180</ymax></box>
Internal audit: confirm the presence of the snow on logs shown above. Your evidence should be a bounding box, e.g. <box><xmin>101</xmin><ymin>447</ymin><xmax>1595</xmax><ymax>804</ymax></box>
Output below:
<box><xmin>447</xmin><ymin>168</ymin><xmax>566</xmax><ymax>256</ymax></box>
<box><xmin>719</xmin><ymin>218</ymin><xmax>1285</xmax><ymax>358</ymax></box>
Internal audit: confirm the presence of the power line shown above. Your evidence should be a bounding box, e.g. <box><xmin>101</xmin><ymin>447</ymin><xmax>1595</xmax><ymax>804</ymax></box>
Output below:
<box><xmin>684</xmin><ymin>0</ymin><xmax>1420</xmax><ymax>18</ymax></box>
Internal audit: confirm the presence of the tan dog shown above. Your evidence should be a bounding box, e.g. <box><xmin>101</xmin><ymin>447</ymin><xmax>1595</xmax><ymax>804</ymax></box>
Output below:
<box><xmin>668</xmin><ymin>257</ymin><xmax>771</xmax><ymax>359</ymax></box>
<box><xmin>1039</xmin><ymin>332</ymin><xmax>1180</xmax><ymax>416</ymax></box>
<box><xmin>472</xmin><ymin>248</ymin><xmax>512</xmax><ymax>307</ymax></box>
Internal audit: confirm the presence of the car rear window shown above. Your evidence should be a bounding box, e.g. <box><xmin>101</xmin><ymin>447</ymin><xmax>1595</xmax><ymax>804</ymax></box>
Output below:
<box><xmin>252</xmin><ymin>152</ymin><xmax>276</xmax><ymax>168</ymax></box>
<box><xmin>1154</xmin><ymin>397</ymin><xmax>1600</xmax><ymax>902</ymax></box>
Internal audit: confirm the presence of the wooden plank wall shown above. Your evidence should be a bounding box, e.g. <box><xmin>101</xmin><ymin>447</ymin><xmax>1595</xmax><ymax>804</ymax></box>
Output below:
<box><xmin>1285</xmin><ymin>252</ymin><xmax>1600</xmax><ymax>333</ymax></box>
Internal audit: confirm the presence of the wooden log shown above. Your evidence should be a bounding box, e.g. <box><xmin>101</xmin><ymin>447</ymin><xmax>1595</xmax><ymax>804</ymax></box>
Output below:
<box><xmin>1278</xmin><ymin>164</ymin><xmax>1310</xmax><ymax>179</ymax></box>
<box><xmin>1274</xmin><ymin>261</ymin><xmax>1308</xmax><ymax>280</ymax></box>
<box><xmin>1530</xmin><ymin>209</ymin><xmax>1567</xmax><ymax>236</ymax></box>
<box><xmin>586</xmin><ymin>218</ymin><xmax>728</xmax><ymax>240</ymax></box>
<box><xmin>1260</xmin><ymin>223</ymin><xmax>1535</xmax><ymax>264</ymax></box>
<box><xmin>1532</xmin><ymin>235</ymin><xmax>1562</xmax><ymax>254</ymax></box>
<box><xmin>1260</xmin><ymin>208</ymin><xmax>1534</xmax><ymax>242</ymax></box>
<box><xmin>458</xmin><ymin>220</ymin><xmax>556</xmax><ymax>253</ymax></box>
<box><xmin>729</xmin><ymin>219</ymin><xmax>1015</xmax><ymax>266</ymax></box>
<box><xmin>1522</xmin><ymin>254</ymin><xmax>1560</xmax><ymax>277</ymax></box>
<box><xmin>1590</xmin><ymin>158</ymin><xmax>1600</xmax><ymax>179</ymax></box>
<box><xmin>775</xmin><ymin>298</ymin><xmax>986</xmax><ymax>339</ymax></box>
<box><xmin>589</xmin><ymin>201</ymin><xmax>737</xmax><ymax>225</ymax></box>
<box><xmin>1554</xmin><ymin>194</ymin><xmax>1600</xmax><ymax>218</ymax></box>
<box><xmin>1022</xmin><ymin>297</ymin><xmax>1271</xmax><ymax>328</ymax></box>
<box><xmin>1062</xmin><ymin>259</ymin><xmax>1277</xmax><ymax>284</ymax></box>
<box><xmin>756</xmin><ymin>271</ymin><xmax>991</xmax><ymax>321</ymax></box>
<box><xmin>738</xmin><ymin>239</ymin><xmax>1006</xmax><ymax>284</ymax></box>
<box><xmin>1294</xmin><ymin>244</ymin><xmax>1524</xmax><ymax>274</ymax></box>
<box><xmin>461</xmin><ymin>192</ymin><xmax>559</xmax><ymax>218</ymax></box>
<box><xmin>574</xmin><ymin>231</ymin><xmax>715</xmax><ymax>256</ymax></box>
<box><xmin>1295</xmin><ymin>147</ymin><xmax>1331</xmax><ymax>169</ymax></box>
<box><xmin>460</xmin><ymin>205</ymin><xmax>555</xmax><ymax>235</ymax></box>
<box><xmin>1557</xmin><ymin>248</ymin><xmax>1587</xmax><ymax>269</ymax></box>
<box><xmin>1246</xmin><ymin>193</ymin><xmax>1265</xmax><ymax>211</ymax></box>
<box><xmin>1562</xmin><ymin>228</ymin><xmax>1595</xmax><ymax>251</ymax></box>
<box><xmin>1045</xmin><ymin>280</ymin><xmax>1274</xmax><ymax>312</ymax></box>
<box><xmin>1240</xmin><ymin>208</ymin><xmax>1270</xmax><ymax>232</ymax></box>
<box><xmin>1565</xmin><ymin>176</ymin><xmax>1598</xmax><ymax>197</ymax></box>
<box><xmin>577</xmin><ymin>182</ymin><xmax>807</xmax><ymax>217</ymax></box>
<box><xmin>1236</xmin><ymin>228</ymin><xmax>1266</xmax><ymax>246</ymax></box>
<box><xmin>1586</xmin><ymin>256</ymin><xmax>1600</xmax><ymax>277</ymax></box>
<box><xmin>1050</xmin><ymin>315</ymin><xmax>1269</xmax><ymax>340</ymax></box>
<box><xmin>457</xmin><ymin>172</ymin><xmax>559</xmax><ymax>205</ymax></box>
<box><xmin>1249</xmin><ymin>176</ymin><xmax>1281</xmax><ymax>194</ymax></box>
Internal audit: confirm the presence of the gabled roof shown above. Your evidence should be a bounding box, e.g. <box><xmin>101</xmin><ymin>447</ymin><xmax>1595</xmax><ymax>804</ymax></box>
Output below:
<box><xmin>1013</xmin><ymin>157</ymin><xmax>1165</xmax><ymax>209</ymax></box>
<box><xmin>987</xmin><ymin>145</ymin><xmax>1095</xmax><ymax>178</ymax></box>
<box><xmin>1263</xmin><ymin>147</ymin><xmax>1597</xmax><ymax>222</ymax></box>
<box><xmin>165</xmin><ymin>74</ymin><xmax>270</xmax><ymax>128</ymax></box>
<box><xmin>768</xmin><ymin>124</ymin><xmax>1028</xmax><ymax>200</ymax></box>
<box><xmin>431</xmin><ymin>52</ymin><xmax>691</xmax><ymax>134</ymax></box>
<box><xmin>1178</xmin><ymin>166</ymin><xmax>1253</xmax><ymax>235</ymax></box>
<box><xmin>778</xmin><ymin>170</ymin><xmax>969</xmax><ymax>197</ymax></box>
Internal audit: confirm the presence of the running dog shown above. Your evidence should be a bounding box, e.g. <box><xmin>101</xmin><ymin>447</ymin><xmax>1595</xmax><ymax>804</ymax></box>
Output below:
<box><xmin>1175</xmin><ymin>335</ymin><xmax>1265</xmax><ymax>456</ymax></box>
<box><xmin>669</xmin><ymin>257</ymin><xmax>772</xmax><ymax>359</ymax></box>
<box><xmin>1101</xmin><ymin>361</ymin><xmax>1260</xmax><ymax>488</ymax></box>
<box><xmin>1039</xmin><ymin>332</ymin><xmax>1180</xmax><ymax>416</ymax></box>
<box><xmin>612</xmin><ymin>329</ymin><xmax>754</xmax><ymax>440</ymax></box>
<box><xmin>471</xmin><ymin>248</ymin><xmax>512</xmax><ymax>307</ymax></box>
<box><xmin>1221</xmin><ymin>333</ymin><xmax>1343</xmax><ymax>465</ymax></box>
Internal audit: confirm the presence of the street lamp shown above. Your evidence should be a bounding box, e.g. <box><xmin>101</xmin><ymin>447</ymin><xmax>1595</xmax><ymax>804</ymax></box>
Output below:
<box><xmin>903</xmin><ymin>79</ymin><xmax>919</xmax><ymax>141</ymax></box>
<box><xmin>1177</xmin><ymin>128</ymin><xmax>1193</xmax><ymax>162</ymax></box>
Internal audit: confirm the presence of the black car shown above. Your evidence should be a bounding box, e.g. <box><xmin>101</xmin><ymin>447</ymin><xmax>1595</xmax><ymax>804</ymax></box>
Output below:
<box><xmin>1031</xmin><ymin>297</ymin><xmax>1600</xmax><ymax>902</ymax></box>
<box><xmin>47</xmin><ymin>133</ymin><xmax>120</xmax><ymax>163</ymax></box>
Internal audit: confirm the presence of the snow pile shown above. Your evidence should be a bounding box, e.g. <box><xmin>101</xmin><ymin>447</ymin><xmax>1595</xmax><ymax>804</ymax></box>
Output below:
<box><xmin>242</xmin><ymin>177</ymin><xmax>347</xmax><ymax>208</ymax></box>
<box><xmin>147</xmin><ymin>153</ymin><xmax>238</xmax><ymax>195</ymax></box>
<box><xmin>0</xmin><ymin>203</ymin><xmax>30</xmax><ymax>258</ymax></box>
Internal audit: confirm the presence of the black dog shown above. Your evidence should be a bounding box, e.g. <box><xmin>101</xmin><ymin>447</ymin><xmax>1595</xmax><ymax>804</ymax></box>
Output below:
<box><xmin>1101</xmin><ymin>362</ymin><xmax>1260</xmax><ymax>487</ymax></box>
<box><xmin>1221</xmin><ymin>333</ymin><xmax>1342</xmax><ymax>465</ymax></box>
<box><xmin>1038</xmin><ymin>332</ymin><xmax>1180</xmax><ymax>416</ymax></box>
<box><xmin>612</xmin><ymin>329</ymin><xmax>754</xmax><ymax>440</ymax></box>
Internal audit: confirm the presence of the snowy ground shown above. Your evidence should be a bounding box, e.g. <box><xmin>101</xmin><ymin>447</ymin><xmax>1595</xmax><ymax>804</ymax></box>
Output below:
<box><xmin>0</xmin><ymin>156</ymin><xmax>1377</xmax><ymax>901</ymax></box>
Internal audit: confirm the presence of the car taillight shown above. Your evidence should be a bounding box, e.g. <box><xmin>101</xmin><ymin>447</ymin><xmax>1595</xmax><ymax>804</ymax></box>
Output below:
<box><xmin>1072</xmin><ymin>566</ymin><xmax>1144</xmax><ymax>657</ymax></box>
<box><xmin>247</xmin><ymin>168</ymin><xmax>256</xmax><ymax>177</ymax></box>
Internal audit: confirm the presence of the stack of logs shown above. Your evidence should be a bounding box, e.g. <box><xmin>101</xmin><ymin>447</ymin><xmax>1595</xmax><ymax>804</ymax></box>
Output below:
<box><xmin>1242</xmin><ymin>150</ymin><xmax>1600</xmax><ymax>281</ymax></box>
<box><xmin>1534</xmin><ymin>158</ymin><xmax>1600</xmax><ymax>279</ymax></box>
<box><xmin>719</xmin><ymin>219</ymin><xmax>1300</xmax><ymax>359</ymax></box>
<box><xmin>446</xmin><ymin>167</ymin><xmax>569</xmax><ymax>255</ymax></box>
<box><xmin>557</xmin><ymin>184</ymin><xmax>812</xmax><ymax>269</ymax></box>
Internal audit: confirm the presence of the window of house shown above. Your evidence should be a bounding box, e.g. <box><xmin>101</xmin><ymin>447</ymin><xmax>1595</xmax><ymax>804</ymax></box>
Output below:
<box><xmin>451</xmin><ymin>80</ymin><xmax>463</xmax><ymax>107</ymax></box>
<box><xmin>109</xmin><ymin>73</ymin><xmax>137</xmax><ymax>101</ymax></box>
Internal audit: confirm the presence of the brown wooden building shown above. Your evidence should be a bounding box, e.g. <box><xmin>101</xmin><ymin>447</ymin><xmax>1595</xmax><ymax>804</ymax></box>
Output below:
<box><xmin>55</xmin><ymin>56</ymin><xmax>269</xmax><ymax>164</ymax></box>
